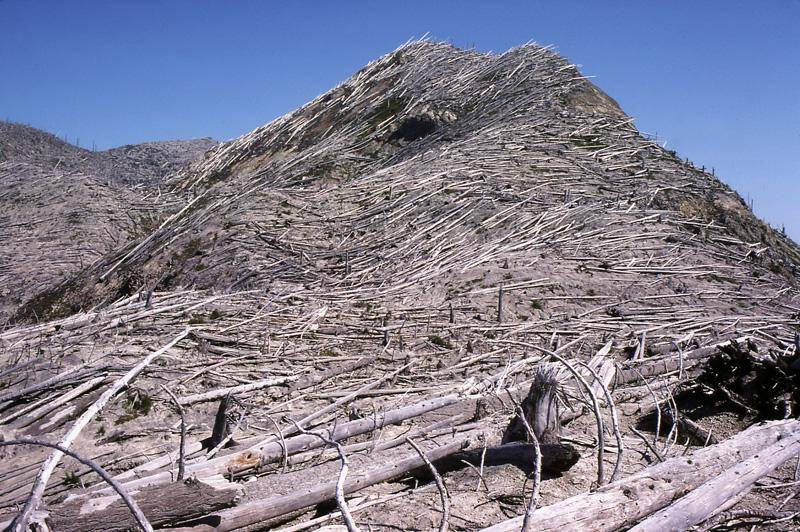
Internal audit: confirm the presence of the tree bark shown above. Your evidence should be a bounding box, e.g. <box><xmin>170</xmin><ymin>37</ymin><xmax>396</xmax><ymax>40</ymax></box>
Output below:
<box><xmin>629</xmin><ymin>429</ymin><xmax>800</xmax><ymax>531</ymax></box>
<box><xmin>481</xmin><ymin>419</ymin><xmax>800</xmax><ymax>532</ymax></box>
<box><xmin>48</xmin><ymin>475</ymin><xmax>241</xmax><ymax>532</ymax></box>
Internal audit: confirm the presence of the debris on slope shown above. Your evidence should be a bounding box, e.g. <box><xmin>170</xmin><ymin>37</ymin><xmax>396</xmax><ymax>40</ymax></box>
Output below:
<box><xmin>0</xmin><ymin>121</ymin><xmax>216</xmax><ymax>187</ymax></box>
<box><xmin>0</xmin><ymin>123</ymin><xmax>216</xmax><ymax>323</ymax></box>
<box><xmin>0</xmin><ymin>40</ymin><xmax>799</xmax><ymax>531</ymax></box>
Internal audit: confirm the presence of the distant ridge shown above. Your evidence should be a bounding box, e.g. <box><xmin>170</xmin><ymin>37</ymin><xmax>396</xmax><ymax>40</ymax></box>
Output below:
<box><xmin>0</xmin><ymin>121</ymin><xmax>216</xmax><ymax>321</ymax></box>
<box><xmin>0</xmin><ymin>121</ymin><xmax>216</xmax><ymax>187</ymax></box>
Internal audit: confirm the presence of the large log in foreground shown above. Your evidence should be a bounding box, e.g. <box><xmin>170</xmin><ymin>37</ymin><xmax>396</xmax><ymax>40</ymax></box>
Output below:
<box><xmin>48</xmin><ymin>475</ymin><xmax>241</xmax><ymax>532</ymax></box>
<box><xmin>91</xmin><ymin>392</ymin><xmax>468</xmax><ymax>499</ymax></box>
<box><xmin>629</xmin><ymin>428</ymin><xmax>800</xmax><ymax>531</ymax></box>
<box><xmin>165</xmin><ymin>432</ymin><xmax>485</xmax><ymax>532</ymax></box>
<box><xmin>482</xmin><ymin>419</ymin><xmax>800</xmax><ymax>532</ymax></box>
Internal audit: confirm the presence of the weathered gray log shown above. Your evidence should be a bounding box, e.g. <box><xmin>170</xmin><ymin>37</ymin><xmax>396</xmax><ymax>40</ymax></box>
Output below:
<box><xmin>164</xmin><ymin>433</ymin><xmax>483</xmax><ymax>532</ymax></box>
<box><xmin>617</xmin><ymin>336</ymin><xmax>752</xmax><ymax>385</ymax></box>
<box><xmin>114</xmin><ymin>356</ymin><xmax>376</xmax><ymax>483</ymax></box>
<box><xmin>474</xmin><ymin>443</ymin><xmax>580</xmax><ymax>473</ymax></box>
<box><xmin>287</xmin><ymin>355</ymin><xmax>374</xmax><ymax>394</ymax></box>
<box><xmin>629</xmin><ymin>428</ymin><xmax>800</xmax><ymax>531</ymax></box>
<box><xmin>93</xmin><ymin>391</ymin><xmax>471</xmax><ymax>497</ymax></box>
<box><xmin>178</xmin><ymin>375</ymin><xmax>298</xmax><ymax>406</ymax></box>
<box><xmin>481</xmin><ymin>419</ymin><xmax>800</xmax><ymax>532</ymax></box>
<box><xmin>48</xmin><ymin>475</ymin><xmax>241</xmax><ymax>532</ymax></box>
<box><xmin>0</xmin><ymin>365</ymin><xmax>109</xmax><ymax>406</ymax></box>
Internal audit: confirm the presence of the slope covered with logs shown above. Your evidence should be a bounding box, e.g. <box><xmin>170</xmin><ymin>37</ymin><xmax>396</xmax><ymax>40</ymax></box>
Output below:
<box><xmin>0</xmin><ymin>122</ymin><xmax>215</xmax><ymax>322</ymax></box>
<box><xmin>1</xmin><ymin>40</ymin><xmax>800</xmax><ymax>531</ymax></box>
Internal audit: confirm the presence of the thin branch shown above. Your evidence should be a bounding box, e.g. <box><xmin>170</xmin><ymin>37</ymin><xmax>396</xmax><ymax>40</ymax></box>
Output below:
<box><xmin>631</xmin><ymin>427</ymin><xmax>664</xmax><ymax>463</ymax></box>
<box><xmin>406</xmin><ymin>437</ymin><xmax>450</xmax><ymax>532</ymax></box>
<box><xmin>514</xmin><ymin>403</ymin><xmax>542</xmax><ymax>532</ymax></box>
<box><xmin>632</xmin><ymin>366</ymin><xmax>662</xmax><ymax>447</ymax></box>
<box><xmin>579</xmin><ymin>361</ymin><xmax>625</xmax><ymax>482</ymax></box>
<box><xmin>265</xmin><ymin>413</ymin><xmax>289</xmax><ymax>473</ymax></box>
<box><xmin>160</xmin><ymin>385</ymin><xmax>186</xmax><ymax>481</ymax></box>
<box><xmin>288</xmin><ymin>419</ymin><xmax>359</xmax><ymax>532</ymax></box>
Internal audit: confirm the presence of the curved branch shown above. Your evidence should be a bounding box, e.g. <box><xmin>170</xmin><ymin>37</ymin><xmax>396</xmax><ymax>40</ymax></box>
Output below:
<box><xmin>578</xmin><ymin>361</ymin><xmax>625</xmax><ymax>482</ymax></box>
<box><xmin>1</xmin><ymin>439</ymin><xmax>152</xmax><ymax>532</ymax></box>
<box><xmin>288</xmin><ymin>419</ymin><xmax>359</xmax><ymax>532</ymax></box>
<box><xmin>406</xmin><ymin>437</ymin><xmax>450</xmax><ymax>532</ymax></box>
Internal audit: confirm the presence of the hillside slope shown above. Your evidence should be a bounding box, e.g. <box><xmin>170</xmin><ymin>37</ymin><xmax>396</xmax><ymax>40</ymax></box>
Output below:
<box><xmin>0</xmin><ymin>122</ymin><xmax>216</xmax><ymax>187</ymax></box>
<box><xmin>19</xmin><ymin>41</ymin><xmax>798</xmax><ymax>322</ymax></box>
<box><xmin>0</xmin><ymin>123</ymin><xmax>215</xmax><ymax>322</ymax></box>
<box><xmin>1</xmin><ymin>41</ymin><xmax>799</xmax><ymax>531</ymax></box>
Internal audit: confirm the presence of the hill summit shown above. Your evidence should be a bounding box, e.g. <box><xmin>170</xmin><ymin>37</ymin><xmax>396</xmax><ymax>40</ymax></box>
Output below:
<box><xmin>17</xmin><ymin>40</ymin><xmax>798</xmax><ymax>322</ymax></box>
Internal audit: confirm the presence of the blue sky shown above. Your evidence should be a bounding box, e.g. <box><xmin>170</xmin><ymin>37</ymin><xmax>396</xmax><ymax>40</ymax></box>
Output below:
<box><xmin>1</xmin><ymin>1</ymin><xmax>798</xmax><ymax>239</ymax></box>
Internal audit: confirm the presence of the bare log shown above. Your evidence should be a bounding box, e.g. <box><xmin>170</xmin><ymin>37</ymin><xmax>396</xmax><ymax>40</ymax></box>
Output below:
<box><xmin>629</xmin><ymin>428</ymin><xmax>800</xmax><ymax>531</ymax></box>
<box><xmin>481</xmin><ymin>419</ymin><xmax>800</xmax><ymax>532</ymax></box>
<box><xmin>164</xmin><ymin>432</ymin><xmax>483</xmax><ymax>532</ymax></box>
<box><xmin>617</xmin><ymin>336</ymin><xmax>752</xmax><ymax>385</ymax></box>
<box><xmin>287</xmin><ymin>355</ymin><xmax>374</xmax><ymax>394</ymax></box>
<box><xmin>115</xmin><ymin>357</ymin><xmax>379</xmax><ymax>483</ymax></box>
<box><xmin>48</xmin><ymin>475</ymin><xmax>241</xmax><ymax>532</ymax></box>
<box><xmin>178</xmin><ymin>375</ymin><xmax>298</xmax><ymax>406</ymax></box>
<box><xmin>94</xmin><ymin>391</ymin><xmax>473</xmax><ymax>497</ymax></box>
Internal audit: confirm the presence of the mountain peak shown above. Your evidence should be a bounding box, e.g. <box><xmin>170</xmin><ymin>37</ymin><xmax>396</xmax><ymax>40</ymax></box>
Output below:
<box><xmin>15</xmin><ymin>40</ymin><xmax>796</xmax><ymax>322</ymax></box>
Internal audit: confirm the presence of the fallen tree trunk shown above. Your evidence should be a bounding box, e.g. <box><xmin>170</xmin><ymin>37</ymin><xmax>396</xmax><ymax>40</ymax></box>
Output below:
<box><xmin>476</xmin><ymin>442</ymin><xmax>579</xmax><ymax>473</ymax></box>
<box><xmin>93</xmin><ymin>391</ymin><xmax>471</xmax><ymax>497</ymax></box>
<box><xmin>629</xmin><ymin>428</ymin><xmax>800</xmax><ymax>531</ymax></box>
<box><xmin>481</xmin><ymin>418</ymin><xmax>800</xmax><ymax>532</ymax></box>
<box><xmin>115</xmin><ymin>356</ymin><xmax>376</xmax><ymax>483</ymax></box>
<box><xmin>48</xmin><ymin>475</ymin><xmax>241</xmax><ymax>532</ymax></box>
<box><xmin>287</xmin><ymin>355</ymin><xmax>375</xmax><ymax>394</ymax></box>
<box><xmin>616</xmin><ymin>336</ymin><xmax>752</xmax><ymax>385</ymax></box>
<box><xmin>165</xmin><ymin>432</ymin><xmax>485</xmax><ymax>532</ymax></box>
<box><xmin>178</xmin><ymin>376</ymin><xmax>298</xmax><ymax>406</ymax></box>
